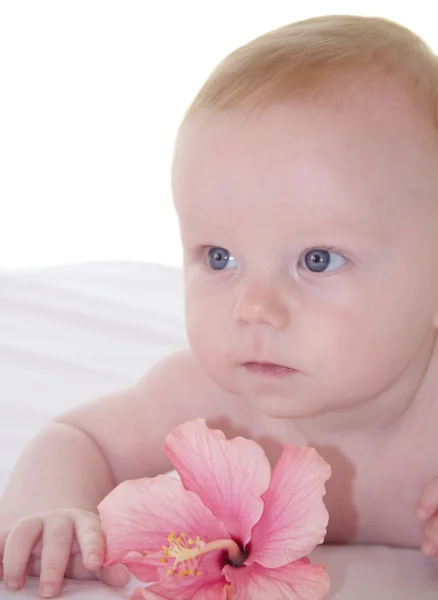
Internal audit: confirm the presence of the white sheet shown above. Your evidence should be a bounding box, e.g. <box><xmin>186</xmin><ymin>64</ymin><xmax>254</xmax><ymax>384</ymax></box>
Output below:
<box><xmin>1</xmin><ymin>261</ymin><xmax>438</xmax><ymax>599</ymax></box>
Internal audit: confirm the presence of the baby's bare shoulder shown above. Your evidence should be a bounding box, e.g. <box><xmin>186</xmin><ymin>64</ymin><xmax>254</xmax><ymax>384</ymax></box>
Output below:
<box><xmin>134</xmin><ymin>349</ymin><xmax>257</xmax><ymax>432</ymax></box>
<box><xmin>56</xmin><ymin>349</ymin><xmax>252</xmax><ymax>484</ymax></box>
<box><xmin>135</xmin><ymin>348</ymin><xmax>227</xmax><ymax>416</ymax></box>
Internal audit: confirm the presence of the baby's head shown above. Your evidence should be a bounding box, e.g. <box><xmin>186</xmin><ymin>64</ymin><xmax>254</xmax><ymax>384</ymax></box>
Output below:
<box><xmin>172</xmin><ymin>15</ymin><xmax>438</xmax><ymax>419</ymax></box>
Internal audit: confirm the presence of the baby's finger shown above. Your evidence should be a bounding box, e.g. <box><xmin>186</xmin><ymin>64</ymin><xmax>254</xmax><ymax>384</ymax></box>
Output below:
<box><xmin>38</xmin><ymin>515</ymin><xmax>74</xmax><ymax>598</ymax></box>
<box><xmin>0</xmin><ymin>529</ymin><xmax>7</xmax><ymax>579</ymax></box>
<box><xmin>421</xmin><ymin>515</ymin><xmax>438</xmax><ymax>556</ymax></box>
<box><xmin>30</xmin><ymin>548</ymin><xmax>128</xmax><ymax>586</ymax></box>
<box><xmin>31</xmin><ymin>553</ymin><xmax>97</xmax><ymax>581</ymax></box>
<box><xmin>97</xmin><ymin>564</ymin><xmax>131</xmax><ymax>587</ymax></box>
<box><xmin>131</xmin><ymin>587</ymin><xmax>166</xmax><ymax>599</ymax></box>
<box><xmin>417</xmin><ymin>476</ymin><xmax>438</xmax><ymax>520</ymax></box>
<box><xmin>74</xmin><ymin>514</ymin><xmax>105</xmax><ymax>571</ymax></box>
<box><xmin>3</xmin><ymin>517</ymin><xmax>43</xmax><ymax>591</ymax></box>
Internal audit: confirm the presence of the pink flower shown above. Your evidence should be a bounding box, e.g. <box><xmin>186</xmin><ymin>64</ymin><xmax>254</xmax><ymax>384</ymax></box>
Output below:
<box><xmin>98</xmin><ymin>419</ymin><xmax>331</xmax><ymax>600</ymax></box>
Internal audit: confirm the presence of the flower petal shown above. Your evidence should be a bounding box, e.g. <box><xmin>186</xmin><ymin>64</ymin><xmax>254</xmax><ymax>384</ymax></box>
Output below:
<box><xmin>148</xmin><ymin>551</ymin><xmax>228</xmax><ymax>600</ymax></box>
<box><xmin>224</xmin><ymin>558</ymin><xmax>330</xmax><ymax>600</ymax></box>
<box><xmin>248</xmin><ymin>447</ymin><xmax>331</xmax><ymax>567</ymax></box>
<box><xmin>164</xmin><ymin>419</ymin><xmax>271</xmax><ymax>546</ymax></box>
<box><xmin>98</xmin><ymin>474</ymin><xmax>229</xmax><ymax>581</ymax></box>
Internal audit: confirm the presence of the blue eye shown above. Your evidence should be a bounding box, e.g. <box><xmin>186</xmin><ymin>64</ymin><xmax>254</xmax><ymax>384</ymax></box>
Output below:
<box><xmin>206</xmin><ymin>247</ymin><xmax>237</xmax><ymax>271</ymax></box>
<box><xmin>300</xmin><ymin>249</ymin><xmax>347</xmax><ymax>273</ymax></box>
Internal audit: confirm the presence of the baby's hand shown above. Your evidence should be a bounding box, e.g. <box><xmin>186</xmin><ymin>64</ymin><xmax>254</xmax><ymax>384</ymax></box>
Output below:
<box><xmin>416</xmin><ymin>477</ymin><xmax>438</xmax><ymax>556</ymax></box>
<box><xmin>0</xmin><ymin>508</ymin><xmax>130</xmax><ymax>597</ymax></box>
<box><xmin>132</xmin><ymin>589</ymin><xmax>166</xmax><ymax>599</ymax></box>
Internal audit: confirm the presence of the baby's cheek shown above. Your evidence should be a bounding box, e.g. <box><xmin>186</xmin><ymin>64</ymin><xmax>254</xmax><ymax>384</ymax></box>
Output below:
<box><xmin>185</xmin><ymin>307</ymin><xmax>237</xmax><ymax>392</ymax></box>
<box><xmin>185</xmin><ymin>301</ymin><xmax>219</xmax><ymax>357</ymax></box>
<box><xmin>298</xmin><ymin>305</ymin><xmax>384</xmax><ymax>381</ymax></box>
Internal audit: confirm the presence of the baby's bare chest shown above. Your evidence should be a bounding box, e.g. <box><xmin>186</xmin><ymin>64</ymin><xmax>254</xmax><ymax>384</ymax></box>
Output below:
<box><xmin>321</xmin><ymin>439</ymin><xmax>432</xmax><ymax>547</ymax></box>
<box><xmin>206</xmin><ymin>370</ymin><xmax>438</xmax><ymax>549</ymax></box>
<box><xmin>254</xmin><ymin>416</ymin><xmax>438</xmax><ymax>548</ymax></box>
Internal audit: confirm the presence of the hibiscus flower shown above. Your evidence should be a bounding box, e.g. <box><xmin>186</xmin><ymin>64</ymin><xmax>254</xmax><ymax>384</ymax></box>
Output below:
<box><xmin>98</xmin><ymin>419</ymin><xmax>331</xmax><ymax>599</ymax></box>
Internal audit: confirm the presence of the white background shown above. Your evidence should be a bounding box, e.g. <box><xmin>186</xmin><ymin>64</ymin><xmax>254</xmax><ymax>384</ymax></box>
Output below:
<box><xmin>1</xmin><ymin>1</ymin><xmax>437</xmax><ymax>270</ymax></box>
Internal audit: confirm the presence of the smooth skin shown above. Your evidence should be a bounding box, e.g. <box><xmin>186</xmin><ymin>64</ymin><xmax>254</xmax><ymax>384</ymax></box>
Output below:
<box><xmin>2</xmin><ymin>77</ymin><xmax>438</xmax><ymax>597</ymax></box>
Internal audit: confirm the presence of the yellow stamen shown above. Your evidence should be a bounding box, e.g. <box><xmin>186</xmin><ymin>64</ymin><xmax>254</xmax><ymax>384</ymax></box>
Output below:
<box><xmin>161</xmin><ymin>532</ymin><xmax>245</xmax><ymax>579</ymax></box>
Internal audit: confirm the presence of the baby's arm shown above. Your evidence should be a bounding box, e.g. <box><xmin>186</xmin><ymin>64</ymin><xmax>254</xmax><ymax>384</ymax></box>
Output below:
<box><xmin>0</xmin><ymin>350</ymin><xmax>217</xmax><ymax>597</ymax></box>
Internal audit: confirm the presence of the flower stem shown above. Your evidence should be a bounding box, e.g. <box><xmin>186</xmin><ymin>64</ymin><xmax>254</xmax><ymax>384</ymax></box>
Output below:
<box><xmin>194</xmin><ymin>538</ymin><xmax>246</xmax><ymax>566</ymax></box>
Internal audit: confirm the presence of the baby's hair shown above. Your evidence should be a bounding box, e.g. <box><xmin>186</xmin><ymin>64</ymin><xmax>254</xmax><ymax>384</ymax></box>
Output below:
<box><xmin>183</xmin><ymin>15</ymin><xmax>438</xmax><ymax>129</ymax></box>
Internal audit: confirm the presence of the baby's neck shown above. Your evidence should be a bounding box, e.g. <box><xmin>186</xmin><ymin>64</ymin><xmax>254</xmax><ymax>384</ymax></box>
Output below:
<box><xmin>295</xmin><ymin>332</ymin><xmax>438</xmax><ymax>441</ymax></box>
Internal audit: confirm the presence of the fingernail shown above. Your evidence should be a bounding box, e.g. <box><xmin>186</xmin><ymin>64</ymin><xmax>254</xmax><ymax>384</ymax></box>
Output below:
<box><xmin>40</xmin><ymin>583</ymin><xmax>57</xmax><ymax>598</ymax></box>
<box><xmin>5</xmin><ymin>578</ymin><xmax>21</xmax><ymax>590</ymax></box>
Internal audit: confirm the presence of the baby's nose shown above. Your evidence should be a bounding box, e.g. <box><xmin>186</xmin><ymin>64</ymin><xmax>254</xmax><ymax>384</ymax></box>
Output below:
<box><xmin>232</xmin><ymin>282</ymin><xmax>289</xmax><ymax>330</ymax></box>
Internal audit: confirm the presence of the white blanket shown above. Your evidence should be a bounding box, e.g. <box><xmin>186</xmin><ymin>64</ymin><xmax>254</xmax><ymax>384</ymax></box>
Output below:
<box><xmin>1</xmin><ymin>262</ymin><xmax>438</xmax><ymax>599</ymax></box>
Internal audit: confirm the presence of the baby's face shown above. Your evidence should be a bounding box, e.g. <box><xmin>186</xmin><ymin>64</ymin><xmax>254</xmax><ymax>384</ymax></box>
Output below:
<box><xmin>172</xmin><ymin>88</ymin><xmax>438</xmax><ymax>418</ymax></box>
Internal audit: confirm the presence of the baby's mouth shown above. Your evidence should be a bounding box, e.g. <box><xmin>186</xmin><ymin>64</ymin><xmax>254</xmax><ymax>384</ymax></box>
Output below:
<box><xmin>242</xmin><ymin>362</ymin><xmax>297</xmax><ymax>377</ymax></box>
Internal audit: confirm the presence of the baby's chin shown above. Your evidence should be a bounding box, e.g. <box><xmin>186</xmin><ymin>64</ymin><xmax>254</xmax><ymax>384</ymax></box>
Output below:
<box><xmin>214</xmin><ymin>372</ymin><xmax>340</xmax><ymax>419</ymax></box>
<box><xmin>243</xmin><ymin>391</ymin><xmax>332</xmax><ymax>420</ymax></box>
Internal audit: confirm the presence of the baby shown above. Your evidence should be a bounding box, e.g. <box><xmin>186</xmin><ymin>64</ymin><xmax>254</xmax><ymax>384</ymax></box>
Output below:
<box><xmin>2</xmin><ymin>13</ymin><xmax>438</xmax><ymax>599</ymax></box>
